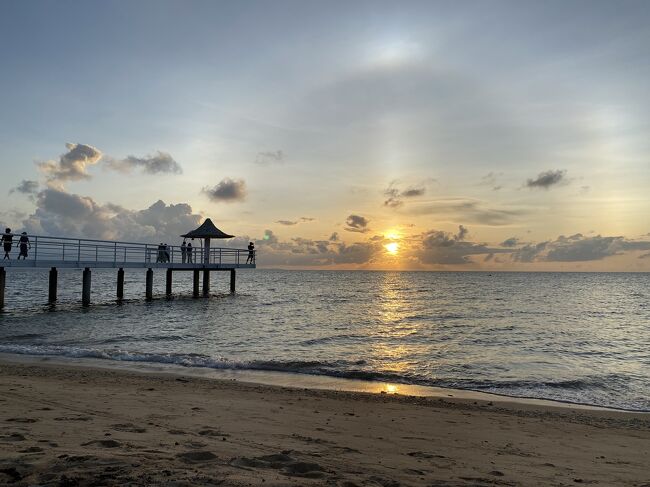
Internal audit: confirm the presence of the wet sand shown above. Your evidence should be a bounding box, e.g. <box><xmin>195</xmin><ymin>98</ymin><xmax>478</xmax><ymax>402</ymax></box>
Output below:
<box><xmin>1</xmin><ymin>358</ymin><xmax>649</xmax><ymax>486</ymax></box>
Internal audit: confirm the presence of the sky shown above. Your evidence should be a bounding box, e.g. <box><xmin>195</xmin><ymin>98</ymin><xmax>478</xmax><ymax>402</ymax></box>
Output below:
<box><xmin>1</xmin><ymin>0</ymin><xmax>649</xmax><ymax>270</ymax></box>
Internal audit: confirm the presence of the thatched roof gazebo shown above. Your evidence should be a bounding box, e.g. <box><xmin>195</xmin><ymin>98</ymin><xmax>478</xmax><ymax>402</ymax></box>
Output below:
<box><xmin>181</xmin><ymin>218</ymin><xmax>234</xmax><ymax>265</ymax></box>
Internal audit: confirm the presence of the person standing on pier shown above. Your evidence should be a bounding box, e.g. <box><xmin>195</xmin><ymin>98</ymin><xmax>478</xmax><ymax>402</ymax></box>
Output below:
<box><xmin>246</xmin><ymin>241</ymin><xmax>255</xmax><ymax>264</ymax></box>
<box><xmin>17</xmin><ymin>232</ymin><xmax>30</xmax><ymax>260</ymax></box>
<box><xmin>187</xmin><ymin>241</ymin><xmax>193</xmax><ymax>263</ymax></box>
<box><xmin>181</xmin><ymin>240</ymin><xmax>187</xmax><ymax>263</ymax></box>
<box><xmin>2</xmin><ymin>228</ymin><xmax>12</xmax><ymax>260</ymax></box>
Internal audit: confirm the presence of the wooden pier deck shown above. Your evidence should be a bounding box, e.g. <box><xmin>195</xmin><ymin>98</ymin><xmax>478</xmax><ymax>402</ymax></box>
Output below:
<box><xmin>0</xmin><ymin>234</ymin><xmax>255</xmax><ymax>307</ymax></box>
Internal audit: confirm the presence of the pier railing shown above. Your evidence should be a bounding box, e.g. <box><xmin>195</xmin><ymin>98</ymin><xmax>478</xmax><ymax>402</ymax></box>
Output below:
<box><xmin>1</xmin><ymin>234</ymin><xmax>254</xmax><ymax>268</ymax></box>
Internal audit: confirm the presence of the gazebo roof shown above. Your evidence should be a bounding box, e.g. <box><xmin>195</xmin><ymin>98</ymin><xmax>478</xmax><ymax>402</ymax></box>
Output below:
<box><xmin>181</xmin><ymin>218</ymin><xmax>234</xmax><ymax>239</ymax></box>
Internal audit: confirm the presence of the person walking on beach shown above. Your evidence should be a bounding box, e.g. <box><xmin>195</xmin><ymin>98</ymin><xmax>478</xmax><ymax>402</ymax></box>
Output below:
<box><xmin>246</xmin><ymin>241</ymin><xmax>255</xmax><ymax>264</ymax></box>
<box><xmin>181</xmin><ymin>240</ymin><xmax>187</xmax><ymax>263</ymax></box>
<box><xmin>17</xmin><ymin>232</ymin><xmax>30</xmax><ymax>260</ymax></box>
<box><xmin>187</xmin><ymin>241</ymin><xmax>193</xmax><ymax>263</ymax></box>
<box><xmin>2</xmin><ymin>228</ymin><xmax>13</xmax><ymax>260</ymax></box>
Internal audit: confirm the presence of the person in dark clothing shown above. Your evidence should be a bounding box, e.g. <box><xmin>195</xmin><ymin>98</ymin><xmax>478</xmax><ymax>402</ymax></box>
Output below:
<box><xmin>246</xmin><ymin>241</ymin><xmax>255</xmax><ymax>264</ymax></box>
<box><xmin>17</xmin><ymin>232</ymin><xmax>30</xmax><ymax>260</ymax></box>
<box><xmin>187</xmin><ymin>241</ymin><xmax>193</xmax><ymax>263</ymax></box>
<box><xmin>181</xmin><ymin>240</ymin><xmax>187</xmax><ymax>263</ymax></box>
<box><xmin>2</xmin><ymin>228</ymin><xmax>12</xmax><ymax>260</ymax></box>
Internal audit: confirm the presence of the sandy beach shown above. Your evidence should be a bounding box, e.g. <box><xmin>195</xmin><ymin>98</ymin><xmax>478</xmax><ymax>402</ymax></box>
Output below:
<box><xmin>1</xmin><ymin>358</ymin><xmax>649</xmax><ymax>487</ymax></box>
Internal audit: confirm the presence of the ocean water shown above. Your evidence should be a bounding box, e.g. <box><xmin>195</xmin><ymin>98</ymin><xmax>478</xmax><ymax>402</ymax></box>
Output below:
<box><xmin>0</xmin><ymin>269</ymin><xmax>648</xmax><ymax>411</ymax></box>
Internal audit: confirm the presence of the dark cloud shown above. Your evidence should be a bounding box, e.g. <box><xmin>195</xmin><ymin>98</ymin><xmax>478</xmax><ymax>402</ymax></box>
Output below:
<box><xmin>509</xmin><ymin>234</ymin><xmax>650</xmax><ymax>263</ymax></box>
<box><xmin>501</xmin><ymin>237</ymin><xmax>520</xmax><ymax>247</ymax></box>
<box><xmin>275</xmin><ymin>217</ymin><xmax>315</xmax><ymax>226</ymax></box>
<box><xmin>329</xmin><ymin>232</ymin><xmax>339</xmax><ymax>241</ymax></box>
<box><xmin>107</xmin><ymin>151</ymin><xmax>182</xmax><ymax>174</ymax></box>
<box><xmin>10</xmin><ymin>180</ymin><xmax>39</xmax><ymax>196</ymax></box>
<box><xmin>255</xmin><ymin>150</ymin><xmax>284</xmax><ymax>164</ymax></box>
<box><xmin>526</xmin><ymin>169</ymin><xmax>567</xmax><ymax>189</ymax></box>
<box><xmin>414</xmin><ymin>225</ymin><xmax>500</xmax><ymax>265</ymax></box>
<box><xmin>512</xmin><ymin>241</ymin><xmax>549</xmax><ymax>262</ymax></box>
<box><xmin>345</xmin><ymin>214</ymin><xmax>369</xmax><ymax>233</ymax></box>
<box><xmin>202</xmin><ymin>178</ymin><xmax>247</xmax><ymax>203</ymax></box>
<box><xmin>383</xmin><ymin>181</ymin><xmax>426</xmax><ymax>207</ymax></box>
<box><xmin>22</xmin><ymin>188</ymin><xmax>202</xmax><ymax>242</ymax></box>
<box><xmin>38</xmin><ymin>143</ymin><xmax>102</xmax><ymax>183</ymax></box>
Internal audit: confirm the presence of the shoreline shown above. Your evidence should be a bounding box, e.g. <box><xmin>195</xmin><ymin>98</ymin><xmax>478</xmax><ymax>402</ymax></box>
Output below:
<box><xmin>1</xmin><ymin>358</ymin><xmax>649</xmax><ymax>486</ymax></box>
<box><xmin>0</xmin><ymin>351</ymin><xmax>639</xmax><ymax>414</ymax></box>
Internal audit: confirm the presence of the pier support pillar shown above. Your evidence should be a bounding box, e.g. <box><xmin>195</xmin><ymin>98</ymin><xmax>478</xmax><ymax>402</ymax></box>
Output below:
<box><xmin>202</xmin><ymin>270</ymin><xmax>210</xmax><ymax>296</ymax></box>
<box><xmin>117</xmin><ymin>268</ymin><xmax>124</xmax><ymax>301</ymax></box>
<box><xmin>146</xmin><ymin>268</ymin><xmax>153</xmax><ymax>301</ymax></box>
<box><xmin>230</xmin><ymin>269</ymin><xmax>236</xmax><ymax>293</ymax></box>
<box><xmin>82</xmin><ymin>267</ymin><xmax>91</xmax><ymax>306</ymax></box>
<box><xmin>193</xmin><ymin>270</ymin><xmax>200</xmax><ymax>298</ymax></box>
<box><xmin>0</xmin><ymin>267</ymin><xmax>5</xmax><ymax>309</ymax></box>
<box><xmin>166</xmin><ymin>268</ymin><xmax>173</xmax><ymax>297</ymax></box>
<box><xmin>48</xmin><ymin>267</ymin><xmax>58</xmax><ymax>303</ymax></box>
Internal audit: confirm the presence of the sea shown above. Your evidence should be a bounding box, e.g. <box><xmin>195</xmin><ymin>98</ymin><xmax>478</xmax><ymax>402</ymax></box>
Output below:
<box><xmin>0</xmin><ymin>269</ymin><xmax>648</xmax><ymax>411</ymax></box>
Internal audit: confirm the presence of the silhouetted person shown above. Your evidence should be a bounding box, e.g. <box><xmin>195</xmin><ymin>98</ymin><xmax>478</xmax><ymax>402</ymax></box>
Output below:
<box><xmin>246</xmin><ymin>241</ymin><xmax>255</xmax><ymax>264</ymax></box>
<box><xmin>156</xmin><ymin>243</ymin><xmax>164</xmax><ymax>263</ymax></box>
<box><xmin>17</xmin><ymin>232</ymin><xmax>30</xmax><ymax>260</ymax></box>
<box><xmin>164</xmin><ymin>243</ymin><xmax>170</xmax><ymax>262</ymax></box>
<box><xmin>187</xmin><ymin>241</ymin><xmax>193</xmax><ymax>263</ymax></box>
<box><xmin>181</xmin><ymin>240</ymin><xmax>187</xmax><ymax>263</ymax></box>
<box><xmin>2</xmin><ymin>228</ymin><xmax>12</xmax><ymax>260</ymax></box>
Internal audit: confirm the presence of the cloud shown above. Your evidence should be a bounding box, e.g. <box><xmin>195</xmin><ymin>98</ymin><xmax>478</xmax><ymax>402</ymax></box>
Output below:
<box><xmin>10</xmin><ymin>180</ymin><xmax>39</xmax><ymax>196</ymax></box>
<box><xmin>345</xmin><ymin>214</ymin><xmax>369</xmax><ymax>233</ymax></box>
<box><xmin>22</xmin><ymin>187</ymin><xmax>202</xmax><ymax>243</ymax></box>
<box><xmin>329</xmin><ymin>232</ymin><xmax>339</xmax><ymax>241</ymax></box>
<box><xmin>526</xmin><ymin>169</ymin><xmax>567</xmax><ymax>189</ymax></box>
<box><xmin>38</xmin><ymin>143</ymin><xmax>102</xmax><ymax>183</ymax></box>
<box><xmin>275</xmin><ymin>217</ymin><xmax>315</xmax><ymax>226</ymax></box>
<box><xmin>413</xmin><ymin>225</ymin><xmax>501</xmax><ymax>265</ymax></box>
<box><xmin>639</xmin><ymin>253</ymin><xmax>650</xmax><ymax>259</ymax></box>
<box><xmin>202</xmin><ymin>178</ymin><xmax>247</xmax><ymax>203</ymax></box>
<box><xmin>407</xmin><ymin>198</ymin><xmax>527</xmax><ymax>226</ymax></box>
<box><xmin>501</xmin><ymin>237</ymin><xmax>520</xmax><ymax>247</ymax></box>
<box><xmin>255</xmin><ymin>150</ymin><xmax>284</xmax><ymax>164</ymax></box>
<box><xmin>479</xmin><ymin>172</ymin><xmax>503</xmax><ymax>191</ymax></box>
<box><xmin>242</xmin><ymin>229</ymin><xmax>382</xmax><ymax>266</ymax></box>
<box><xmin>509</xmin><ymin>233</ymin><xmax>650</xmax><ymax>262</ymax></box>
<box><xmin>383</xmin><ymin>181</ymin><xmax>426</xmax><ymax>207</ymax></box>
<box><xmin>106</xmin><ymin>151</ymin><xmax>182</xmax><ymax>174</ymax></box>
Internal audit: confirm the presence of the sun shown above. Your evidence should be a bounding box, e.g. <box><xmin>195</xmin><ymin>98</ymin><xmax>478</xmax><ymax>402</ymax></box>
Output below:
<box><xmin>385</xmin><ymin>242</ymin><xmax>399</xmax><ymax>255</ymax></box>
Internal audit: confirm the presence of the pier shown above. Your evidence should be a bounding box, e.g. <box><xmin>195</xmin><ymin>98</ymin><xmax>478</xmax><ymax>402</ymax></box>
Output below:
<box><xmin>0</xmin><ymin>219</ymin><xmax>255</xmax><ymax>307</ymax></box>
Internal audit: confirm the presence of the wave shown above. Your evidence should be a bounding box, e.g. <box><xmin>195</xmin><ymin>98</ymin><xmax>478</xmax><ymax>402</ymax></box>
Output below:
<box><xmin>0</xmin><ymin>344</ymin><xmax>646</xmax><ymax>411</ymax></box>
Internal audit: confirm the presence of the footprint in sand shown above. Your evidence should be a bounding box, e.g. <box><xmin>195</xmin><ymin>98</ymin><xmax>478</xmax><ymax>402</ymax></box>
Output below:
<box><xmin>82</xmin><ymin>439</ymin><xmax>122</xmax><ymax>448</ymax></box>
<box><xmin>176</xmin><ymin>451</ymin><xmax>217</xmax><ymax>463</ymax></box>
<box><xmin>111</xmin><ymin>423</ymin><xmax>147</xmax><ymax>433</ymax></box>
<box><xmin>230</xmin><ymin>453</ymin><xmax>327</xmax><ymax>479</ymax></box>
<box><xmin>1</xmin><ymin>433</ymin><xmax>26</xmax><ymax>442</ymax></box>
<box><xmin>198</xmin><ymin>428</ymin><xmax>230</xmax><ymax>438</ymax></box>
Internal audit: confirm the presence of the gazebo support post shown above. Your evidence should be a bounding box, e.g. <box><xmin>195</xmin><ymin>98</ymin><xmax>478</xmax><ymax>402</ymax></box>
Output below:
<box><xmin>166</xmin><ymin>268</ymin><xmax>173</xmax><ymax>297</ymax></box>
<box><xmin>145</xmin><ymin>268</ymin><xmax>153</xmax><ymax>301</ymax></box>
<box><xmin>82</xmin><ymin>267</ymin><xmax>91</xmax><ymax>306</ymax></box>
<box><xmin>117</xmin><ymin>268</ymin><xmax>124</xmax><ymax>301</ymax></box>
<box><xmin>203</xmin><ymin>270</ymin><xmax>210</xmax><ymax>296</ymax></box>
<box><xmin>48</xmin><ymin>267</ymin><xmax>58</xmax><ymax>304</ymax></box>
<box><xmin>193</xmin><ymin>270</ymin><xmax>200</xmax><ymax>298</ymax></box>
